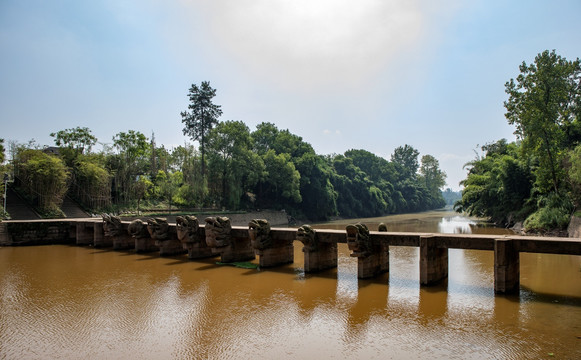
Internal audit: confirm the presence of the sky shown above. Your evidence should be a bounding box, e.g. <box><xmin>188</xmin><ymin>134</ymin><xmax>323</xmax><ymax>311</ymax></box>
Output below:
<box><xmin>1</xmin><ymin>0</ymin><xmax>580</xmax><ymax>190</ymax></box>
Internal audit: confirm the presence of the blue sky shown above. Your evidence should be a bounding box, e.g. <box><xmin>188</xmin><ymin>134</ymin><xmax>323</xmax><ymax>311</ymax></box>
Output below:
<box><xmin>1</xmin><ymin>0</ymin><xmax>580</xmax><ymax>190</ymax></box>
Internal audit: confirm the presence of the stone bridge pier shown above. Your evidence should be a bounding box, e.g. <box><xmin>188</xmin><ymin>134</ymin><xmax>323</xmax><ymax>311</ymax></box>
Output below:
<box><xmin>347</xmin><ymin>223</ymin><xmax>389</xmax><ymax>279</ymax></box>
<box><xmin>102</xmin><ymin>214</ymin><xmax>133</xmax><ymax>250</ymax></box>
<box><xmin>205</xmin><ymin>217</ymin><xmax>255</xmax><ymax>263</ymax></box>
<box><xmin>176</xmin><ymin>215</ymin><xmax>214</xmax><ymax>260</ymax></box>
<box><xmin>297</xmin><ymin>225</ymin><xmax>338</xmax><ymax>273</ymax></box>
<box><xmin>148</xmin><ymin>218</ymin><xmax>186</xmax><ymax>256</ymax></box>
<box><xmin>419</xmin><ymin>235</ymin><xmax>448</xmax><ymax>285</ymax></box>
<box><xmin>494</xmin><ymin>238</ymin><xmax>519</xmax><ymax>293</ymax></box>
<box><xmin>129</xmin><ymin>219</ymin><xmax>157</xmax><ymax>252</ymax></box>
<box><xmin>249</xmin><ymin>219</ymin><xmax>294</xmax><ymax>267</ymax></box>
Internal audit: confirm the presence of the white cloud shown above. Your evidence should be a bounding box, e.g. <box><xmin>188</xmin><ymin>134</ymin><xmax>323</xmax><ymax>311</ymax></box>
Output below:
<box><xmin>193</xmin><ymin>0</ymin><xmax>427</xmax><ymax>92</ymax></box>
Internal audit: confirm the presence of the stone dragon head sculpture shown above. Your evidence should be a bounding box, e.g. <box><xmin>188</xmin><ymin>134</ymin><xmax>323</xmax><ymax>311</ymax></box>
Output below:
<box><xmin>346</xmin><ymin>223</ymin><xmax>371</xmax><ymax>258</ymax></box>
<box><xmin>176</xmin><ymin>215</ymin><xmax>199</xmax><ymax>243</ymax></box>
<box><xmin>102</xmin><ymin>213</ymin><xmax>122</xmax><ymax>237</ymax></box>
<box><xmin>147</xmin><ymin>217</ymin><xmax>170</xmax><ymax>240</ymax></box>
<box><xmin>204</xmin><ymin>216</ymin><xmax>231</xmax><ymax>248</ymax></box>
<box><xmin>297</xmin><ymin>224</ymin><xmax>318</xmax><ymax>253</ymax></box>
<box><xmin>248</xmin><ymin>219</ymin><xmax>271</xmax><ymax>250</ymax></box>
<box><xmin>128</xmin><ymin>219</ymin><xmax>149</xmax><ymax>239</ymax></box>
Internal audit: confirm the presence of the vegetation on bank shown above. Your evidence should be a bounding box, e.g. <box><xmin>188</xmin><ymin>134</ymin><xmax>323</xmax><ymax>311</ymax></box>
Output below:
<box><xmin>455</xmin><ymin>50</ymin><xmax>581</xmax><ymax>232</ymax></box>
<box><xmin>0</xmin><ymin>85</ymin><xmax>447</xmax><ymax>221</ymax></box>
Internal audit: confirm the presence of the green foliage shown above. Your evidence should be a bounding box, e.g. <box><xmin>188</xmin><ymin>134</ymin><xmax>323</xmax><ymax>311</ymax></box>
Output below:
<box><xmin>14</xmin><ymin>149</ymin><xmax>69</xmax><ymax>215</ymax></box>
<box><xmin>294</xmin><ymin>152</ymin><xmax>337</xmax><ymax>220</ymax></box>
<box><xmin>110</xmin><ymin>130</ymin><xmax>150</xmax><ymax>205</ymax></box>
<box><xmin>50</xmin><ymin>127</ymin><xmax>97</xmax><ymax>151</ymax></box>
<box><xmin>262</xmin><ymin>150</ymin><xmax>301</xmax><ymax>204</ymax></box>
<box><xmin>0</xmin><ymin>138</ymin><xmax>5</xmax><ymax>164</ymax></box>
<box><xmin>504</xmin><ymin>50</ymin><xmax>581</xmax><ymax>192</ymax></box>
<box><xmin>391</xmin><ymin>144</ymin><xmax>419</xmax><ymax>180</ymax></box>
<box><xmin>207</xmin><ymin>120</ymin><xmax>262</xmax><ymax>209</ymax></box>
<box><xmin>181</xmin><ymin>81</ymin><xmax>223</xmax><ymax>178</ymax></box>
<box><xmin>524</xmin><ymin>192</ymin><xmax>573</xmax><ymax>231</ymax></box>
<box><xmin>458</xmin><ymin>51</ymin><xmax>581</xmax><ymax>230</ymax></box>
<box><xmin>420</xmin><ymin>155</ymin><xmax>446</xmax><ymax>194</ymax></box>
<box><xmin>72</xmin><ymin>156</ymin><xmax>111</xmax><ymax>210</ymax></box>
<box><xmin>155</xmin><ymin>170</ymin><xmax>183</xmax><ymax>212</ymax></box>
<box><xmin>5</xmin><ymin>94</ymin><xmax>449</xmax><ymax>220</ymax></box>
<box><xmin>456</xmin><ymin>140</ymin><xmax>534</xmax><ymax>225</ymax></box>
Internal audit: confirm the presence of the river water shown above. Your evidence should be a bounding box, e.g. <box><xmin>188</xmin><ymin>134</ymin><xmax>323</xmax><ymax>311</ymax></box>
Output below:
<box><xmin>1</xmin><ymin>211</ymin><xmax>580</xmax><ymax>359</ymax></box>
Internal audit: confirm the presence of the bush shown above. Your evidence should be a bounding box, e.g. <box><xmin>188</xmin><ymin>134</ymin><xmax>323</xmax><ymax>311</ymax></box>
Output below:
<box><xmin>524</xmin><ymin>192</ymin><xmax>573</xmax><ymax>231</ymax></box>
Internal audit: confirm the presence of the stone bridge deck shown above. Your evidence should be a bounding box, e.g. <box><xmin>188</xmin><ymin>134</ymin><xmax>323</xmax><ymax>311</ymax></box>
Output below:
<box><xmin>1</xmin><ymin>219</ymin><xmax>580</xmax><ymax>295</ymax></box>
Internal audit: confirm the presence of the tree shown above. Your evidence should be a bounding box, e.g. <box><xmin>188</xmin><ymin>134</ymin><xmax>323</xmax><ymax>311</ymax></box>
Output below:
<box><xmin>50</xmin><ymin>126</ymin><xmax>97</xmax><ymax>153</ymax></box>
<box><xmin>14</xmin><ymin>149</ymin><xmax>69</xmax><ymax>216</ymax></box>
<box><xmin>111</xmin><ymin>130</ymin><xmax>149</xmax><ymax>204</ymax></box>
<box><xmin>0</xmin><ymin>138</ymin><xmax>5</xmax><ymax>164</ymax></box>
<box><xmin>294</xmin><ymin>152</ymin><xmax>338</xmax><ymax>220</ymax></box>
<box><xmin>391</xmin><ymin>145</ymin><xmax>419</xmax><ymax>180</ymax></box>
<box><xmin>261</xmin><ymin>150</ymin><xmax>302</xmax><ymax>206</ymax></box>
<box><xmin>455</xmin><ymin>140</ymin><xmax>533</xmax><ymax>225</ymax></box>
<box><xmin>420</xmin><ymin>155</ymin><xmax>447</xmax><ymax>194</ymax></box>
<box><xmin>504</xmin><ymin>50</ymin><xmax>581</xmax><ymax>193</ymax></box>
<box><xmin>252</xmin><ymin>122</ymin><xmax>279</xmax><ymax>155</ymax></box>
<box><xmin>155</xmin><ymin>170</ymin><xmax>182</xmax><ymax>213</ymax></box>
<box><xmin>73</xmin><ymin>156</ymin><xmax>111</xmax><ymax>210</ymax></box>
<box><xmin>181</xmin><ymin>81</ymin><xmax>223</xmax><ymax>178</ymax></box>
<box><xmin>206</xmin><ymin>120</ymin><xmax>263</xmax><ymax>208</ymax></box>
<box><xmin>50</xmin><ymin>127</ymin><xmax>98</xmax><ymax>166</ymax></box>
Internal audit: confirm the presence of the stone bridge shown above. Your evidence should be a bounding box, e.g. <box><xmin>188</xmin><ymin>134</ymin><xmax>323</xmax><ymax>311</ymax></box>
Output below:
<box><xmin>1</xmin><ymin>217</ymin><xmax>580</xmax><ymax>295</ymax></box>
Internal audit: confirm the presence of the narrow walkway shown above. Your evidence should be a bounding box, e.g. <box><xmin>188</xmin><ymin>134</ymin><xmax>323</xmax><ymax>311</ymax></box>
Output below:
<box><xmin>5</xmin><ymin>188</ymin><xmax>40</xmax><ymax>220</ymax></box>
<box><xmin>61</xmin><ymin>196</ymin><xmax>89</xmax><ymax>218</ymax></box>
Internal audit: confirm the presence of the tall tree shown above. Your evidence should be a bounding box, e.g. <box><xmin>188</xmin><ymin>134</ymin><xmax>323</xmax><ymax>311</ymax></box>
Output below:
<box><xmin>181</xmin><ymin>81</ymin><xmax>223</xmax><ymax>178</ymax></box>
<box><xmin>50</xmin><ymin>126</ymin><xmax>97</xmax><ymax>153</ymax></box>
<box><xmin>504</xmin><ymin>50</ymin><xmax>581</xmax><ymax>192</ymax></box>
<box><xmin>0</xmin><ymin>138</ymin><xmax>5</xmax><ymax>164</ymax></box>
<box><xmin>206</xmin><ymin>120</ymin><xmax>263</xmax><ymax>208</ymax></box>
<box><xmin>391</xmin><ymin>144</ymin><xmax>419</xmax><ymax>180</ymax></box>
<box><xmin>50</xmin><ymin>126</ymin><xmax>98</xmax><ymax>166</ymax></box>
<box><xmin>419</xmin><ymin>155</ymin><xmax>447</xmax><ymax>194</ymax></box>
<box><xmin>111</xmin><ymin>130</ymin><xmax>149</xmax><ymax>204</ymax></box>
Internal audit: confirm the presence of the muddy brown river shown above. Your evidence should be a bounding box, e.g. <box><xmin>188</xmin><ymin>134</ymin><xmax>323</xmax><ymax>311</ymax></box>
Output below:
<box><xmin>1</xmin><ymin>211</ymin><xmax>580</xmax><ymax>359</ymax></box>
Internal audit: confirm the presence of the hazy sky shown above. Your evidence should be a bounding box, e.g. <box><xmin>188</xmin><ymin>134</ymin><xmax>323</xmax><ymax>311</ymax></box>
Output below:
<box><xmin>1</xmin><ymin>0</ymin><xmax>580</xmax><ymax>190</ymax></box>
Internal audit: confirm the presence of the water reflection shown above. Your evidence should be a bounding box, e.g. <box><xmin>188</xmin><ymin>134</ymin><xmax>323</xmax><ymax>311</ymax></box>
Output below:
<box><xmin>438</xmin><ymin>215</ymin><xmax>476</xmax><ymax>234</ymax></box>
<box><xmin>313</xmin><ymin>209</ymin><xmax>514</xmax><ymax>235</ymax></box>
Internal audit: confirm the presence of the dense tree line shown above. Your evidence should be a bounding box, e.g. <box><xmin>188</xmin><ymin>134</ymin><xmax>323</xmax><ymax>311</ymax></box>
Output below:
<box><xmin>456</xmin><ymin>50</ymin><xmax>581</xmax><ymax>231</ymax></box>
<box><xmin>2</xmin><ymin>85</ymin><xmax>447</xmax><ymax>220</ymax></box>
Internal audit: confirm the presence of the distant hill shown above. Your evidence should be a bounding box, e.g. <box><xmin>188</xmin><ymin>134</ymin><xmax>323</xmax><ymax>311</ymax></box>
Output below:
<box><xmin>442</xmin><ymin>188</ymin><xmax>461</xmax><ymax>206</ymax></box>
